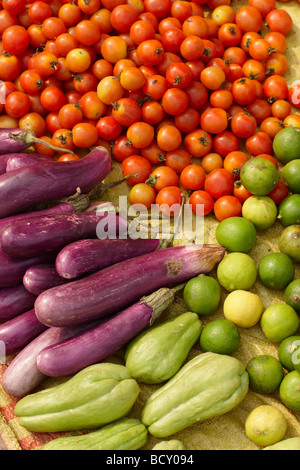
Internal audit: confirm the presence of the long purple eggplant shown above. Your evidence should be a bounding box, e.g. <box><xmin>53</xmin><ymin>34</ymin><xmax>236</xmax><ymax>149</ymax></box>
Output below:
<box><xmin>0</xmin><ymin>285</ymin><xmax>36</xmax><ymax>322</ymax></box>
<box><xmin>1</xmin><ymin>321</ymin><xmax>99</xmax><ymax>397</ymax></box>
<box><xmin>1</xmin><ymin>212</ymin><xmax>128</xmax><ymax>258</ymax></box>
<box><xmin>36</xmin><ymin>285</ymin><xmax>184</xmax><ymax>377</ymax></box>
<box><xmin>6</xmin><ymin>153</ymin><xmax>53</xmax><ymax>172</ymax></box>
<box><xmin>0</xmin><ymin>153</ymin><xmax>49</xmax><ymax>176</ymax></box>
<box><xmin>0</xmin><ymin>147</ymin><xmax>111</xmax><ymax>218</ymax></box>
<box><xmin>56</xmin><ymin>238</ymin><xmax>160</xmax><ymax>280</ymax></box>
<box><xmin>0</xmin><ymin>192</ymin><xmax>89</xmax><ymax>232</ymax></box>
<box><xmin>0</xmin><ymin>129</ymin><xmax>74</xmax><ymax>155</ymax></box>
<box><xmin>0</xmin><ymin>250</ymin><xmax>56</xmax><ymax>288</ymax></box>
<box><xmin>35</xmin><ymin>244</ymin><xmax>225</xmax><ymax>327</ymax></box>
<box><xmin>0</xmin><ymin>309</ymin><xmax>47</xmax><ymax>356</ymax></box>
<box><xmin>23</xmin><ymin>265</ymin><xmax>68</xmax><ymax>296</ymax></box>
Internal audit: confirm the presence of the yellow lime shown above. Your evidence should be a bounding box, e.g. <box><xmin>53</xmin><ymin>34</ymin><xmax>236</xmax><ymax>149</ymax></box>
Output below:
<box><xmin>183</xmin><ymin>274</ymin><xmax>221</xmax><ymax>316</ymax></box>
<box><xmin>245</xmin><ymin>405</ymin><xmax>288</xmax><ymax>447</ymax></box>
<box><xmin>246</xmin><ymin>355</ymin><xmax>284</xmax><ymax>394</ymax></box>
<box><xmin>260</xmin><ymin>304</ymin><xmax>300</xmax><ymax>343</ymax></box>
<box><xmin>217</xmin><ymin>252</ymin><xmax>257</xmax><ymax>292</ymax></box>
<box><xmin>223</xmin><ymin>290</ymin><xmax>264</xmax><ymax>328</ymax></box>
<box><xmin>242</xmin><ymin>196</ymin><xmax>277</xmax><ymax>231</ymax></box>
<box><xmin>258</xmin><ymin>252</ymin><xmax>295</xmax><ymax>290</ymax></box>
<box><xmin>199</xmin><ymin>319</ymin><xmax>240</xmax><ymax>355</ymax></box>
<box><xmin>278</xmin><ymin>336</ymin><xmax>300</xmax><ymax>372</ymax></box>
<box><xmin>215</xmin><ymin>217</ymin><xmax>257</xmax><ymax>253</ymax></box>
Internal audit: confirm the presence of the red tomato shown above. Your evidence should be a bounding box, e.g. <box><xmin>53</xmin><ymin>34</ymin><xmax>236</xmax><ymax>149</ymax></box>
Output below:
<box><xmin>165</xmin><ymin>148</ymin><xmax>191</xmax><ymax>174</ymax></box>
<box><xmin>126</xmin><ymin>121</ymin><xmax>155</xmax><ymax>149</ymax></box>
<box><xmin>200</xmin><ymin>107</ymin><xmax>228</xmax><ymax>134</ymax></box>
<box><xmin>150</xmin><ymin>165</ymin><xmax>179</xmax><ymax>192</ymax></box>
<box><xmin>161</xmin><ymin>88</ymin><xmax>189</xmax><ymax>115</ymax></box>
<box><xmin>266</xmin><ymin>9</ymin><xmax>293</xmax><ymax>36</ymax></box>
<box><xmin>121</xmin><ymin>155</ymin><xmax>152</xmax><ymax>185</ymax></box>
<box><xmin>129</xmin><ymin>183</ymin><xmax>156</xmax><ymax>209</ymax></box>
<box><xmin>204</xmin><ymin>168</ymin><xmax>234</xmax><ymax>199</ymax></box>
<box><xmin>230</xmin><ymin>111</ymin><xmax>257</xmax><ymax>139</ymax></box>
<box><xmin>155</xmin><ymin>186</ymin><xmax>183</xmax><ymax>216</ymax></box>
<box><xmin>267</xmin><ymin>180</ymin><xmax>289</xmax><ymax>205</ymax></box>
<box><xmin>212</xmin><ymin>130</ymin><xmax>239</xmax><ymax>157</ymax></box>
<box><xmin>40</xmin><ymin>86</ymin><xmax>66</xmax><ymax>112</ymax></box>
<box><xmin>189</xmin><ymin>190</ymin><xmax>214</xmax><ymax>216</ymax></box>
<box><xmin>157</xmin><ymin>125</ymin><xmax>182</xmax><ymax>152</ymax></box>
<box><xmin>245</xmin><ymin>131</ymin><xmax>273</xmax><ymax>156</ymax></box>
<box><xmin>2</xmin><ymin>25</ymin><xmax>29</xmax><ymax>55</ymax></box>
<box><xmin>96</xmin><ymin>116</ymin><xmax>122</xmax><ymax>141</ymax></box>
<box><xmin>288</xmin><ymin>83</ymin><xmax>300</xmax><ymax>109</ymax></box>
<box><xmin>214</xmin><ymin>195</ymin><xmax>242</xmax><ymax>221</ymax></box>
<box><xmin>180</xmin><ymin>164</ymin><xmax>206</xmax><ymax>191</ymax></box>
<box><xmin>184</xmin><ymin>129</ymin><xmax>213</xmax><ymax>158</ymax></box>
<box><xmin>233</xmin><ymin>182</ymin><xmax>252</xmax><ymax>203</ymax></box>
<box><xmin>5</xmin><ymin>91</ymin><xmax>31</xmax><ymax>118</ymax></box>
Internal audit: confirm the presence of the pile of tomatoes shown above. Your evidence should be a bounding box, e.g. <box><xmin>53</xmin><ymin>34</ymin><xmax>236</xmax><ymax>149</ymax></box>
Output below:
<box><xmin>0</xmin><ymin>0</ymin><xmax>299</xmax><ymax>220</ymax></box>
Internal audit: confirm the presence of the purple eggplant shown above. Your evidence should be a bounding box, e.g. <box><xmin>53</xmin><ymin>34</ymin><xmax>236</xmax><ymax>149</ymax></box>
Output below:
<box><xmin>56</xmin><ymin>238</ymin><xmax>160</xmax><ymax>280</ymax></box>
<box><xmin>0</xmin><ymin>192</ymin><xmax>89</xmax><ymax>232</ymax></box>
<box><xmin>0</xmin><ymin>147</ymin><xmax>111</xmax><ymax>218</ymax></box>
<box><xmin>0</xmin><ymin>250</ymin><xmax>56</xmax><ymax>288</ymax></box>
<box><xmin>0</xmin><ymin>309</ymin><xmax>47</xmax><ymax>356</ymax></box>
<box><xmin>0</xmin><ymin>129</ymin><xmax>74</xmax><ymax>155</ymax></box>
<box><xmin>0</xmin><ymin>285</ymin><xmax>36</xmax><ymax>322</ymax></box>
<box><xmin>1</xmin><ymin>212</ymin><xmax>128</xmax><ymax>258</ymax></box>
<box><xmin>23</xmin><ymin>265</ymin><xmax>68</xmax><ymax>296</ymax></box>
<box><xmin>35</xmin><ymin>244</ymin><xmax>225</xmax><ymax>327</ymax></box>
<box><xmin>1</xmin><ymin>321</ymin><xmax>99</xmax><ymax>397</ymax></box>
<box><xmin>0</xmin><ymin>153</ymin><xmax>48</xmax><ymax>176</ymax></box>
<box><xmin>36</xmin><ymin>285</ymin><xmax>184</xmax><ymax>377</ymax></box>
<box><xmin>6</xmin><ymin>153</ymin><xmax>53</xmax><ymax>172</ymax></box>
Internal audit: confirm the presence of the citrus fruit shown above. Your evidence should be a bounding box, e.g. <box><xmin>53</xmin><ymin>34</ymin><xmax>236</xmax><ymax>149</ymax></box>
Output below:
<box><xmin>260</xmin><ymin>303</ymin><xmax>300</xmax><ymax>343</ymax></box>
<box><xmin>240</xmin><ymin>157</ymin><xmax>279</xmax><ymax>196</ymax></box>
<box><xmin>278</xmin><ymin>194</ymin><xmax>300</xmax><ymax>226</ymax></box>
<box><xmin>183</xmin><ymin>274</ymin><xmax>222</xmax><ymax>316</ymax></box>
<box><xmin>258</xmin><ymin>252</ymin><xmax>295</xmax><ymax>290</ymax></box>
<box><xmin>281</xmin><ymin>159</ymin><xmax>300</xmax><ymax>194</ymax></box>
<box><xmin>246</xmin><ymin>355</ymin><xmax>284</xmax><ymax>394</ymax></box>
<box><xmin>245</xmin><ymin>405</ymin><xmax>288</xmax><ymax>447</ymax></box>
<box><xmin>279</xmin><ymin>371</ymin><xmax>300</xmax><ymax>411</ymax></box>
<box><xmin>223</xmin><ymin>290</ymin><xmax>264</xmax><ymax>328</ymax></box>
<box><xmin>217</xmin><ymin>252</ymin><xmax>257</xmax><ymax>292</ymax></box>
<box><xmin>199</xmin><ymin>319</ymin><xmax>240</xmax><ymax>355</ymax></box>
<box><xmin>215</xmin><ymin>217</ymin><xmax>257</xmax><ymax>253</ymax></box>
<box><xmin>273</xmin><ymin>127</ymin><xmax>300</xmax><ymax>164</ymax></box>
<box><xmin>242</xmin><ymin>196</ymin><xmax>278</xmax><ymax>231</ymax></box>
<box><xmin>278</xmin><ymin>225</ymin><xmax>300</xmax><ymax>263</ymax></box>
<box><xmin>278</xmin><ymin>336</ymin><xmax>300</xmax><ymax>371</ymax></box>
<box><xmin>284</xmin><ymin>279</ymin><xmax>300</xmax><ymax>313</ymax></box>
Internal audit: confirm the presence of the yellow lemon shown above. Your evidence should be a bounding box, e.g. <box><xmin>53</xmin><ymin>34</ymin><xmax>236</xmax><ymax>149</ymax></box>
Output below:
<box><xmin>223</xmin><ymin>290</ymin><xmax>264</xmax><ymax>328</ymax></box>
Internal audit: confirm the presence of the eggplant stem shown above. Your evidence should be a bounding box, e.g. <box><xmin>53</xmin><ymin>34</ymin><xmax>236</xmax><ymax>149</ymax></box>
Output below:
<box><xmin>59</xmin><ymin>188</ymin><xmax>90</xmax><ymax>212</ymax></box>
<box><xmin>11</xmin><ymin>130</ymin><xmax>75</xmax><ymax>155</ymax></box>
<box><xmin>88</xmin><ymin>174</ymin><xmax>139</xmax><ymax>200</ymax></box>
<box><xmin>158</xmin><ymin>194</ymin><xmax>186</xmax><ymax>250</ymax></box>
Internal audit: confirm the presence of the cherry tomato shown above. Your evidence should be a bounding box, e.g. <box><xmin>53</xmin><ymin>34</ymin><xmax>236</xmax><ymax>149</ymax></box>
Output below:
<box><xmin>200</xmin><ymin>107</ymin><xmax>228</xmax><ymax>134</ymax></box>
<box><xmin>263</xmin><ymin>75</ymin><xmax>288</xmax><ymax>102</ymax></box>
<box><xmin>204</xmin><ymin>168</ymin><xmax>234</xmax><ymax>199</ymax></box>
<box><xmin>161</xmin><ymin>87</ymin><xmax>189</xmax><ymax>116</ymax></box>
<box><xmin>136</xmin><ymin>39</ymin><xmax>165</xmax><ymax>66</ymax></box>
<box><xmin>165</xmin><ymin>148</ymin><xmax>191</xmax><ymax>174</ymax></box>
<box><xmin>212</xmin><ymin>130</ymin><xmax>239</xmax><ymax>157</ymax></box>
<box><xmin>34</xmin><ymin>135</ymin><xmax>56</xmax><ymax>157</ymax></box>
<box><xmin>141</xmin><ymin>140</ymin><xmax>165</xmax><ymax>165</ymax></box>
<box><xmin>189</xmin><ymin>189</ymin><xmax>214</xmax><ymax>216</ymax></box>
<box><xmin>214</xmin><ymin>195</ymin><xmax>242</xmax><ymax>221</ymax></box>
<box><xmin>0</xmin><ymin>53</ymin><xmax>21</xmax><ymax>82</ymax></box>
<box><xmin>155</xmin><ymin>186</ymin><xmax>183</xmax><ymax>216</ymax></box>
<box><xmin>267</xmin><ymin>180</ymin><xmax>289</xmax><ymax>205</ymax></box>
<box><xmin>200</xmin><ymin>66</ymin><xmax>225</xmax><ymax>91</ymax></box>
<box><xmin>230</xmin><ymin>111</ymin><xmax>257</xmax><ymax>139</ymax></box>
<box><xmin>126</xmin><ymin>121</ymin><xmax>154</xmax><ymax>149</ymax></box>
<box><xmin>254</xmin><ymin>153</ymin><xmax>278</xmax><ymax>169</ymax></box>
<box><xmin>42</xmin><ymin>17</ymin><xmax>67</xmax><ymax>40</ymax></box>
<box><xmin>122</xmin><ymin>155</ymin><xmax>152</xmax><ymax>185</ymax></box>
<box><xmin>97</xmin><ymin>75</ymin><xmax>125</xmax><ymax>105</ymax></box>
<box><xmin>19</xmin><ymin>112</ymin><xmax>46</xmax><ymax>137</ymax></box>
<box><xmin>2</xmin><ymin>25</ymin><xmax>29</xmax><ymax>56</ymax></box>
<box><xmin>180</xmin><ymin>164</ymin><xmax>206</xmax><ymax>191</ymax></box>
<box><xmin>184</xmin><ymin>129</ymin><xmax>213</xmax><ymax>158</ymax></box>
<box><xmin>223</xmin><ymin>151</ymin><xmax>249</xmax><ymax>178</ymax></box>
<box><xmin>112</xmin><ymin>135</ymin><xmax>139</xmax><ymax>163</ymax></box>
<box><xmin>260</xmin><ymin>117</ymin><xmax>285</xmax><ymax>140</ymax></box>
<box><xmin>218</xmin><ymin>23</ymin><xmax>242</xmax><ymax>47</ymax></box>
<box><xmin>129</xmin><ymin>183</ymin><xmax>156</xmax><ymax>209</ymax></box>
<box><xmin>40</xmin><ymin>86</ymin><xmax>65</xmax><ymax>112</ymax></box>
<box><xmin>288</xmin><ymin>83</ymin><xmax>300</xmax><ymax>109</ymax></box>
<box><xmin>271</xmin><ymin>99</ymin><xmax>291</xmax><ymax>120</ymax></box>
<box><xmin>264</xmin><ymin>31</ymin><xmax>287</xmax><ymax>54</ymax></box>
<box><xmin>5</xmin><ymin>91</ymin><xmax>31</xmax><ymax>118</ymax></box>
<box><xmin>266</xmin><ymin>9</ymin><xmax>293</xmax><ymax>36</ymax></box>
<box><xmin>52</xmin><ymin>128</ymin><xmax>75</xmax><ymax>152</ymax></box>
<box><xmin>231</xmin><ymin>77</ymin><xmax>257</xmax><ymax>105</ymax></box>
<box><xmin>246</xmin><ymin>98</ymin><xmax>271</xmax><ymax>124</ymax></box>
<box><xmin>235</xmin><ymin>6</ymin><xmax>263</xmax><ymax>33</ymax></box>
<box><xmin>200</xmin><ymin>153</ymin><xmax>223</xmax><ymax>173</ymax></box>
<box><xmin>65</xmin><ymin>48</ymin><xmax>91</xmax><ymax>73</ymax></box>
<box><xmin>72</xmin><ymin>122</ymin><xmax>98</xmax><ymax>148</ymax></box>
<box><xmin>233</xmin><ymin>182</ymin><xmax>252</xmax><ymax>203</ymax></box>
<box><xmin>210</xmin><ymin>89</ymin><xmax>233</xmax><ymax>110</ymax></box>
<box><xmin>112</xmin><ymin>97</ymin><xmax>141</xmax><ymax>127</ymax></box>
<box><xmin>245</xmin><ymin>131</ymin><xmax>273</xmax><ymax>156</ymax></box>
<box><xmin>34</xmin><ymin>51</ymin><xmax>58</xmax><ymax>76</ymax></box>
<box><xmin>58</xmin><ymin>3</ymin><xmax>82</xmax><ymax>26</ymax></box>
<box><xmin>249</xmin><ymin>0</ymin><xmax>275</xmax><ymax>18</ymax></box>
<box><xmin>150</xmin><ymin>165</ymin><xmax>179</xmax><ymax>192</ymax></box>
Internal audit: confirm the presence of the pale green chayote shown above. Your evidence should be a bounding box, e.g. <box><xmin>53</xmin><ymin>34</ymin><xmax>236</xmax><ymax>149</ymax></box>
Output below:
<box><xmin>152</xmin><ymin>440</ymin><xmax>186</xmax><ymax>450</ymax></box>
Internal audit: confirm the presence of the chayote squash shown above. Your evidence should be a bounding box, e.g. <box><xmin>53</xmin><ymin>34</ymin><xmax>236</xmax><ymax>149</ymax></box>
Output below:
<box><xmin>263</xmin><ymin>437</ymin><xmax>300</xmax><ymax>450</ymax></box>
<box><xmin>42</xmin><ymin>418</ymin><xmax>147</xmax><ymax>450</ymax></box>
<box><xmin>125</xmin><ymin>312</ymin><xmax>202</xmax><ymax>384</ymax></box>
<box><xmin>141</xmin><ymin>352</ymin><xmax>249</xmax><ymax>438</ymax></box>
<box><xmin>152</xmin><ymin>440</ymin><xmax>186</xmax><ymax>450</ymax></box>
<box><xmin>14</xmin><ymin>363</ymin><xmax>140</xmax><ymax>433</ymax></box>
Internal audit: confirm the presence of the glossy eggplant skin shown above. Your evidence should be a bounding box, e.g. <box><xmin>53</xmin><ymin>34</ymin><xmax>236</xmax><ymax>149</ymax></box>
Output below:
<box><xmin>23</xmin><ymin>265</ymin><xmax>68</xmax><ymax>296</ymax></box>
<box><xmin>0</xmin><ymin>212</ymin><xmax>127</xmax><ymax>258</ymax></box>
<box><xmin>6</xmin><ymin>153</ymin><xmax>52</xmax><ymax>172</ymax></box>
<box><xmin>0</xmin><ymin>147</ymin><xmax>111</xmax><ymax>218</ymax></box>
<box><xmin>0</xmin><ymin>285</ymin><xmax>36</xmax><ymax>322</ymax></box>
<box><xmin>35</xmin><ymin>244</ymin><xmax>225</xmax><ymax>327</ymax></box>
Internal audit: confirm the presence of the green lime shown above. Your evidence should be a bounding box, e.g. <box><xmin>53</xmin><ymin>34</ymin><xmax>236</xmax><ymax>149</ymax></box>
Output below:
<box><xmin>282</xmin><ymin>159</ymin><xmax>300</xmax><ymax>194</ymax></box>
<box><xmin>215</xmin><ymin>217</ymin><xmax>257</xmax><ymax>253</ymax></box>
<box><xmin>245</xmin><ymin>405</ymin><xmax>288</xmax><ymax>447</ymax></box>
<box><xmin>260</xmin><ymin>303</ymin><xmax>300</xmax><ymax>343</ymax></box>
<box><xmin>246</xmin><ymin>355</ymin><xmax>284</xmax><ymax>394</ymax></box>
<box><xmin>279</xmin><ymin>371</ymin><xmax>300</xmax><ymax>412</ymax></box>
<box><xmin>240</xmin><ymin>157</ymin><xmax>279</xmax><ymax>196</ymax></box>
<box><xmin>284</xmin><ymin>279</ymin><xmax>300</xmax><ymax>313</ymax></box>
<box><xmin>278</xmin><ymin>225</ymin><xmax>300</xmax><ymax>263</ymax></box>
<box><xmin>278</xmin><ymin>336</ymin><xmax>300</xmax><ymax>371</ymax></box>
<box><xmin>258</xmin><ymin>252</ymin><xmax>295</xmax><ymax>290</ymax></box>
<box><xmin>278</xmin><ymin>194</ymin><xmax>300</xmax><ymax>226</ymax></box>
<box><xmin>217</xmin><ymin>252</ymin><xmax>257</xmax><ymax>292</ymax></box>
<box><xmin>183</xmin><ymin>274</ymin><xmax>221</xmax><ymax>316</ymax></box>
<box><xmin>242</xmin><ymin>196</ymin><xmax>278</xmax><ymax>231</ymax></box>
<box><xmin>223</xmin><ymin>290</ymin><xmax>264</xmax><ymax>328</ymax></box>
<box><xmin>199</xmin><ymin>319</ymin><xmax>240</xmax><ymax>355</ymax></box>
<box><xmin>273</xmin><ymin>127</ymin><xmax>300</xmax><ymax>164</ymax></box>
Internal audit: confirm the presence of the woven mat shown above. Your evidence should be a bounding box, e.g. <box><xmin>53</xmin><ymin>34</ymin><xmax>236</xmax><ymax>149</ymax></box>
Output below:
<box><xmin>0</xmin><ymin>0</ymin><xmax>300</xmax><ymax>451</ymax></box>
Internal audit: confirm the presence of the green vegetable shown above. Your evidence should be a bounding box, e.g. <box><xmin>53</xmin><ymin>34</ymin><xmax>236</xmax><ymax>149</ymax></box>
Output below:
<box><xmin>14</xmin><ymin>363</ymin><xmax>140</xmax><ymax>432</ymax></box>
<box><xmin>141</xmin><ymin>352</ymin><xmax>249</xmax><ymax>438</ymax></box>
<box><xmin>125</xmin><ymin>312</ymin><xmax>202</xmax><ymax>384</ymax></box>
<box><xmin>152</xmin><ymin>440</ymin><xmax>186</xmax><ymax>450</ymax></box>
<box><xmin>42</xmin><ymin>418</ymin><xmax>147</xmax><ymax>450</ymax></box>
